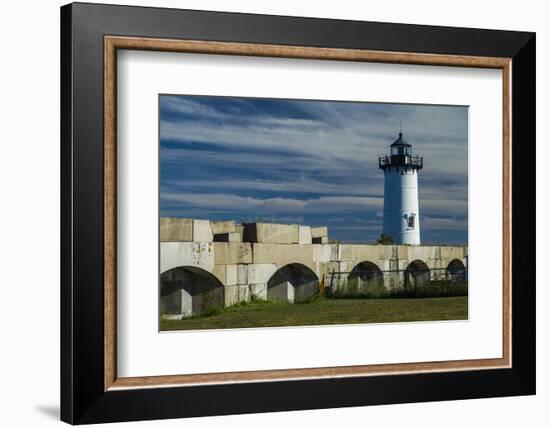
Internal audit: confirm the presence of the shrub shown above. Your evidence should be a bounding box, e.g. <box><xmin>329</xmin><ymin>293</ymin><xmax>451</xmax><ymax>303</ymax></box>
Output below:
<box><xmin>377</xmin><ymin>234</ymin><xmax>394</xmax><ymax>244</ymax></box>
<box><xmin>326</xmin><ymin>278</ymin><xmax>468</xmax><ymax>299</ymax></box>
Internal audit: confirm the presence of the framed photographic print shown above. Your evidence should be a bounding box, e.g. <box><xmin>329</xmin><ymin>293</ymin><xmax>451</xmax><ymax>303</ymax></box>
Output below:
<box><xmin>61</xmin><ymin>2</ymin><xmax>535</xmax><ymax>424</ymax></box>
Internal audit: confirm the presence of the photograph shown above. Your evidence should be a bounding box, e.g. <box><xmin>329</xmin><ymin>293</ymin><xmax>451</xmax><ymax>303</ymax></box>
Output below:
<box><xmin>158</xmin><ymin>95</ymin><xmax>469</xmax><ymax>331</ymax></box>
<box><xmin>54</xmin><ymin>2</ymin><xmax>536</xmax><ymax>424</ymax></box>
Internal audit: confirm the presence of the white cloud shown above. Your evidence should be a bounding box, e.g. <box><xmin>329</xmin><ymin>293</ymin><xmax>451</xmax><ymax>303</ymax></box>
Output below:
<box><xmin>422</xmin><ymin>216</ymin><xmax>467</xmax><ymax>231</ymax></box>
<box><xmin>161</xmin><ymin>193</ymin><xmax>383</xmax><ymax>214</ymax></box>
<box><xmin>163</xmin><ymin>177</ymin><xmax>383</xmax><ymax>197</ymax></box>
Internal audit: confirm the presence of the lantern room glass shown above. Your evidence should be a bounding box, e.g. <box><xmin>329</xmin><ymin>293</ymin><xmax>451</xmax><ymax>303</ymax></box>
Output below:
<box><xmin>392</xmin><ymin>146</ymin><xmax>411</xmax><ymax>156</ymax></box>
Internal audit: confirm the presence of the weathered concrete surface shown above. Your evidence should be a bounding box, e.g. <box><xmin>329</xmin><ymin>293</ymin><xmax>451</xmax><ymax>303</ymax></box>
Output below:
<box><xmin>160</xmin><ymin>242</ymin><xmax>214</xmax><ymax>274</ymax></box>
<box><xmin>235</xmin><ymin>224</ymin><xmax>245</xmax><ymax>242</ymax></box>
<box><xmin>247</xmin><ymin>263</ymin><xmax>277</xmax><ymax>284</ymax></box>
<box><xmin>213</xmin><ymin>243</ymin><xmax>253</xmax><ymax>265</ymax></box>
<box><xmin>298</xmin><ymin>226</ymin><xmax>312</xmax><ymax>244</ymax></box>
<box><xmin>249</xmin><ymin>283</ymin><xmax>268</xmax><ymax>300</ymax></box>
<box><xmin>211</xmin><ymin>220</ymin><xmax>236</xmax><ymax>235</ymax></box>
<box><xmin>160</xmin><ymin>217</ymin><xmax>193</xmax><ymax>242</ymax></box>
<box><xmin>311</xmin><ymin>226</ymin><xmax>328</xmax><ymax>239</ymax></box>
<box><xmin>193</xmin><ymin>219</ymin><xmax>213</xmax><ymax>242</ymax></box>
<box><xmin>237</xmin><ymin>264</ymin><xmax>248</xmax><ymax>285</ymax></box>
<box><xmin>243</xmin><ymin>223</ymin><xmax>299</xmax><ymax>244</ymax></box>
<box><xmin>253</xmin><ymin>243</ymin><xmax>316</xmax><ymax>273</ymax></box>
<box><xmin>226</xmin><ymin>264</ymin><xmax>238</xmax><ymax>286</ymax></box>
<box><xmin>338</xmin><ymin>244</ymin><xmax>395</xmax><ymax>272</ymax></box>
<box><xmin>312</xmin><ymin>244</ymin><xmax>332</xmax><ymax>263</ymax></box>
<box><xmin>225</xmin><ymin>285</ymin><xmax>250</xmax><ymax>307</ymax></box>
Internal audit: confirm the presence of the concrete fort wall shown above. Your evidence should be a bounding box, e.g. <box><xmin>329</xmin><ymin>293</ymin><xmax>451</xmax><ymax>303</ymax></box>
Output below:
<box><xmin>159</xmin><ymin>218</ymin><xmax>468</xmax><ymax>318</ymax></box>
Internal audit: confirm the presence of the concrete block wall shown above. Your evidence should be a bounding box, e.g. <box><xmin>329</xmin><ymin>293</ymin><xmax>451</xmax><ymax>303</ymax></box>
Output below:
<box><xmin>160</xmin><ymin>218</ymin><xmax>468</xmax><ymax>318</ymax></box>
<box><xmin>160</xmin><ymin>218</ymin><xmax>332</xmax><ymax>246</ymax></box>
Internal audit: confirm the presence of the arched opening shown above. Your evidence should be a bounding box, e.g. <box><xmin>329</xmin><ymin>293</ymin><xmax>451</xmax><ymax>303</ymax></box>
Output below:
<box><xmin>348</xmin><ymin>261</ymin><xmax>384</xmax><ymax>288</ymax></box>
<box><xmin>404</xmin><ymin>259</ymin><xmax>430</xmax><ymax>289</ymax></box>
<box><xmin>160</xmin><ymin>266</ymin><xmax>224</xmax><ymax>318</ymax></box>
<box><xmin>447</xmin><ymin>259</ymin><xmax>467</xmax><ymax>281</ymax></box>
<box><xmin>267</xmin><ymin>263</ymin><xmax>319</xmax><ymax>303</ymax></box>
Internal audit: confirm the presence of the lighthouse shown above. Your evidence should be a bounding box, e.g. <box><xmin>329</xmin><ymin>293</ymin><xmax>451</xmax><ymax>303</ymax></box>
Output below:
<box><xmin>378</xmin><ymin>131</ymin><xmax>423</xmax><ymax>245</ymax></box>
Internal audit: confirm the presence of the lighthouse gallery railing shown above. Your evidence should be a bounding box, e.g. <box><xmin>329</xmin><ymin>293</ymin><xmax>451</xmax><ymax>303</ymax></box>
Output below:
<box><xmin>378</xmin><ymin>155</ymin><xmax>423</xmax><ymax>170</ymax></box>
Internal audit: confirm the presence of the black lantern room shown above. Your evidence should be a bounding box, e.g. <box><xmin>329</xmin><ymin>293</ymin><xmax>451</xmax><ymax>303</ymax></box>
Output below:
<box><xmin>378</xmin><ymin>132</ymin><xmax>423</xmax><ymax>171</ymax></box>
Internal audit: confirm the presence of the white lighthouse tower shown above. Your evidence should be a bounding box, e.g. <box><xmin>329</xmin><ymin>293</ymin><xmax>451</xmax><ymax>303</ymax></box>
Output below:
<box><xmin>379</xmin><ymin>131</ymin><xmax>423</xmax><ymax>245</ymax></box>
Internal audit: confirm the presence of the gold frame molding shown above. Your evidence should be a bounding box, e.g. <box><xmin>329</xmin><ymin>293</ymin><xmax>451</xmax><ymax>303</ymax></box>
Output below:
<box><xmin>104</xmin><ymin>35</ymin><xmax>512</xmax><ymax>391</ymax></box>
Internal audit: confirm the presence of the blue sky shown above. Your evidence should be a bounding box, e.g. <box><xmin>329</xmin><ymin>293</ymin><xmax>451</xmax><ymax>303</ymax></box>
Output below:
<box><xmin>160</xmin><ymin>95</ymin><xmax>468</xmax><ymax>244</ymax></box>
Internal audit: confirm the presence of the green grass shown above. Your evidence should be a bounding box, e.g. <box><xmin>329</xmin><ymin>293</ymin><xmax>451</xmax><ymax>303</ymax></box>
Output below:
<box><xmin>160</xmin><ymin>296</ymin><xmax>468</xmax><ymax>331</ymax></box>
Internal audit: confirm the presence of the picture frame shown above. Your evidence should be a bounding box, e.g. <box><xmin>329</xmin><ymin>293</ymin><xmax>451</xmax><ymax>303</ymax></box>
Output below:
<box><xmin>60</xmin><ymin>2</ymin><xmax>535</xmax><ymax>424</ymax></box>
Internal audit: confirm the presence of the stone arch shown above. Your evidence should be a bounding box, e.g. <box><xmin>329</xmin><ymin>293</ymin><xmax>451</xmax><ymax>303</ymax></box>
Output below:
<box><xmin>160</xmin><ymin>266</ymin><xmax>224</xmax><ymax>318</ymax></box>
<box><xmin>447</xmin><ymin>259</ymin><xmax>467</xmax><ymax>281</ymax></box>
<box><xmin>267</xmin><ymin>263</ymin><xmax>319</xmax><ymax>303</ymax></box>
<box><xmin>348</xmin><ymin>261</ymin><xmax>384</xmax><ymax>287</ymax></box>
<box><xmin>404</xmin><ymin>259</ymin><xmax>430</xmax><ymax>289</ymax></box>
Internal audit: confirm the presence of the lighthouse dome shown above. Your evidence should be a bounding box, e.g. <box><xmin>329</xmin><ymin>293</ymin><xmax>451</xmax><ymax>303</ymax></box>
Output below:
<box><xmin>390</xmin><ymin>132</ymin><xmax>411</xmax><ymax>147</ymax></box>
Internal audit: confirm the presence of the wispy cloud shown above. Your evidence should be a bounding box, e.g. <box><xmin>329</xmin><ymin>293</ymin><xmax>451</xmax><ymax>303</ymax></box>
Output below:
<box><xmin>163</xmin><ymin>177</ymin><xmax>383</xmax><ymax>197</ymax></box>
<box><xmin>161</xmin><ymin>193</ymin><xmax>383</xmax><ymax>214</ymax></box>
<box><xmin>422</xmin><ymin>216</ymin><xmax>467</xmax><ymax>231</ymax></box>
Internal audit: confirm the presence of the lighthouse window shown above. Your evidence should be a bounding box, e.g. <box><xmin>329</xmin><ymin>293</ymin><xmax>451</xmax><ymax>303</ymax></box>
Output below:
<box><xmin>407</xmin><ymin>214</ymin><xmax>415</xmax><ymax>229</ymax></box>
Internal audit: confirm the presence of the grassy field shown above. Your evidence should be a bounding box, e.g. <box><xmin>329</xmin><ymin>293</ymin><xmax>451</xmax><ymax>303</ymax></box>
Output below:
<box><xmin>160</xmin><ymin>296</ymin><xmax>468</xmax><ymax>331</ymax></box>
